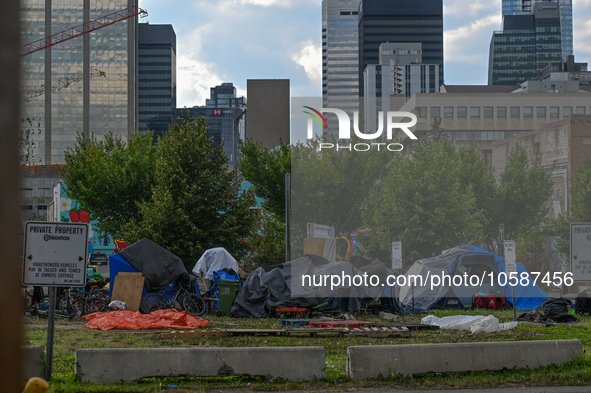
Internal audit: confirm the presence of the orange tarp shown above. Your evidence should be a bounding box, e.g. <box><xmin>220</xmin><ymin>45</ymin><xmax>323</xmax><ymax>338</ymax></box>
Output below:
<box><xmin>83</xmin><ymin>309</ymin><xmax>209</xmax><ymax>330</ymax></box>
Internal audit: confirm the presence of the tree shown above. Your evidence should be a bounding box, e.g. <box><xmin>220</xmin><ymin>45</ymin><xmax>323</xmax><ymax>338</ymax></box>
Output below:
<box><xmin>361</xmin><ymin>139</ymin><xmax>480</xmax><ymax>266</ymax></box>
<box><xmin>121</xmin><ymin>112</ymin><xmax>256</xmax><ymax>270</ymax></box>
<box><xmin>61</xmin><ymin>131</ymin><xmax>157</xmax><ymax>238</ymax></box>
<box><xmin>238</xmin><ymin>139</ymin><xmax>290</xmax><ymax>220</ymax></box>
<box><xmin>241</xmin><ymin>210</ymin><xmax>286</xmax><ymax>271</ymax></box>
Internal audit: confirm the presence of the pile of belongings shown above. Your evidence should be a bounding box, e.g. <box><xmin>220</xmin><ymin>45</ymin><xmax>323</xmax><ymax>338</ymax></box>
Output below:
<box><xmin>517</xmin><ymin>297</ymin><xmax>579</xmax><ymax>325</ymax></box>
<box><xmin>421</xmin><ymin>314</ymin><xmax>518</xmax><ymax>334</ymax></box>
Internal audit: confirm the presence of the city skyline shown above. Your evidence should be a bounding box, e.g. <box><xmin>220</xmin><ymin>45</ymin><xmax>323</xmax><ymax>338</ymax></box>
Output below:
<box><xmin>138</xmin><ymin>0</ymin><xmax>591</xmax><ymax>107</ymax></box>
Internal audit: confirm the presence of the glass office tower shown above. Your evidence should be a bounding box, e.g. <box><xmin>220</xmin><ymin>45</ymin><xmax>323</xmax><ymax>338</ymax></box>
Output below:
<box><xmin>357</xmin><ymin>0</ymin><xmax>444</xmax><ymax>98</ymax></box>
<box><xmin>20</xmin><ymin>0</ymin><xmax>138</xmax><ymax>165</ymax></box>
<box><xmin>489</xmin><ymin>3</ymin><xmax>562</xmax><ymax>85</ymax></box>
<box><xmin>138</xmin><ymin>23</ymin><xmax>176</xmax><ymax>141</ymax></box>
<box><xmin>502</xmin><ymin>0</ymin><xmax>572</xmax><ymax>60</ymax></box>
<box><xmin>322</xmin><ymin>0</ymin><xmax>361</xmax><ymax>135</ymax></box>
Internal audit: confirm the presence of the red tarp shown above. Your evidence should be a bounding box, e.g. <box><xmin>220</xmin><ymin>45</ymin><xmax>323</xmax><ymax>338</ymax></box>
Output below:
<box><xmin>83</xmin><ymin>309</ymin><xmax>209</xmax><ymax>330</ymax></box>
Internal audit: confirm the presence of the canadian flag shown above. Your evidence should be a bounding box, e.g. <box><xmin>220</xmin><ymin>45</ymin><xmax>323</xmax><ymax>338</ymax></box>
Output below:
<box><xmin>213</xmin><ymin>109</ymin><xmax>222</xmax><ymax>115</ymax></box>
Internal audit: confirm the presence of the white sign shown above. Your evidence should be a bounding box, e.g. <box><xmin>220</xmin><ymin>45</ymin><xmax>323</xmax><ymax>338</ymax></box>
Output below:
<box><xmin>571</xmin><ymin>223</ymin><xmax>591</xmax><ymax>281</ymax></box>
<box><xmin>392</xmin><ymin>241</ymin><xmax>402</xmax><ymax>270</ymax></box>
<box><xmin>23</xmin><ymin>221</ymin><xmax>89</xmax><ymax>286</ymax></box>
<box><xmin>504</xmin><ymin>240</ymin><xmax>517</xmax><ymax>274</ymax></box>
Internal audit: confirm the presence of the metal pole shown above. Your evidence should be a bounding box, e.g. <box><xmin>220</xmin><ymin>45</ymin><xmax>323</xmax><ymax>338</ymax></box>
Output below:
<box><xmin>285</xmin><ymin>173</ymin><xmax>291</xmax><ymax>262</ymax></box>
<box><xmin>45</xmin><ymin>287</ymin><xmax>57</xmax><ymax>381</ymax></box>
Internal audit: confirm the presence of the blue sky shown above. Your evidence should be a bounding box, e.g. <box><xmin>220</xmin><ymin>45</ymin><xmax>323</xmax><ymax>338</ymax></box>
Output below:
<box><xmin>138</xmin><ymin>0</ymin><xmax>591</xmax><ymax>107</ymax></box>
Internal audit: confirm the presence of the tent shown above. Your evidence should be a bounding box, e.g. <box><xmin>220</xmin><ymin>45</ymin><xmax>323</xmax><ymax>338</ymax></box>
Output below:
<box><xmin>231</xmin><ymin>254</ymin><xmax>398</xmax><ymax>318</ymax></box>
<box><xmin>192</xmin><ymin>247</ymin><xmax>239</xmax><ymax>287</ymax></box>
<box><xmin>110</xmin><ymin>238</ymin><xmax>188</xmax><ymax>293</ymax></box>
<box><xmin>398</xmin><ymin>245</ymin><xmax>547</xmax><ymax>311</ymax></box>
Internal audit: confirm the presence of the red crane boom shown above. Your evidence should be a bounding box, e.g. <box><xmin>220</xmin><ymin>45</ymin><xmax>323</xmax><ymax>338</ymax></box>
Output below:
<box><xmin>21</xmin><ymin>5</ymin><xmax>148</xmax><ymax>57</ymax></box>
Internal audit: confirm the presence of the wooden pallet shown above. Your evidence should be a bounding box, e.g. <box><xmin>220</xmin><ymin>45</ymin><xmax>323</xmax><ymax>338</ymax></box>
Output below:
<box><xmin>161</xmin><ymin>326</ymin><xmax>410</xmax><ymax>339</ymax></box>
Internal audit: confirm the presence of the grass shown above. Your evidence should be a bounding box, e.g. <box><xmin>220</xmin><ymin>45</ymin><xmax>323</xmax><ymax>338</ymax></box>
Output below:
<box><xmin>22</xmin><ymin>308</ymin><xmax>591</xmax><ymax>392</ymax></box>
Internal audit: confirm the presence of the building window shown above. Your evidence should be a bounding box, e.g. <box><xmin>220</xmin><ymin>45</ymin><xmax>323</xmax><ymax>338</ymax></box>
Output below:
<box><xmin>576</xmin><ymin>106</ymin><xmax>585</xmax><ymax>114</ymax></box>
<box><xmin>484</xmin><ymin>107</ymin><xmax>493</xmax><ymax>117</ymax></box>
<box><xmin>470</xmin><ymin>107</ymin><xmax>480</xmax><ymax>118</ymax></box>
<box><xmin>537</xmin><ymin>107</ymin><xmax>546</xmax><ymax>117</ymax></box>
<box><xmin>524</xmin><ymin>106</ymin><xmax>533</xmax><ymax>117</ymax></box>
<box><xmin>417</xmin><ymin>107</ymin><xmax>427</xmax><ymax>118</ymax></box>
<box><xmin>37</xmin><ymin>205</ymin><xmax>47</xmax><ymax>211</ymax></box>
<box><xmin>457</xmin><ymin>107</ymin><xmax>467</xmax><ymax>118</ymax></box>
<box><xmin>510</xmin><ymin>107</ymin><xmax>520</xmax><ymax>118</ymax></box>
<box><xmin>444</xmin><ymin>107</ymin><xmax>454</xmax><ymax>118</ymax></box>
<box><xmin>431</xmin><ymin>107</ymin><xmax>441</xmax><ymax>118</ymax></box>
<box><xmin>550</xmin><ymin>106</ymin><xmax>559</xmax><ymax>118</ymax></box>
<box><xmin>497</xmin><ymin>106</ymin><xmax>506</xmax><ymax>118</ymax></box>
<box><xmin>563</xmin><ymin>106</ymin><xmax>572</xmax><ymax>116</ymax></box>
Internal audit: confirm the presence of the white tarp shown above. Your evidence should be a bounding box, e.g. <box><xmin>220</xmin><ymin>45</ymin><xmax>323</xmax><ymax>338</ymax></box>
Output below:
<box><xmin>422</xmin><ymin>314</ymin><xmax>518</xmax><ymax>334</ymax></box>
<box><xmin>192</xmin><ymin>247</ymin><xmax>239</xmax><ymax>283</ymax></box>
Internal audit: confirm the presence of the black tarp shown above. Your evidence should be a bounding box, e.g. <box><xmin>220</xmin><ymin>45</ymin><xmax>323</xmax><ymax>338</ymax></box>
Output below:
<box><xmin>118</xmin><ymin>238</ymin><xmax>188</xmax><ymax>292</ymax></box>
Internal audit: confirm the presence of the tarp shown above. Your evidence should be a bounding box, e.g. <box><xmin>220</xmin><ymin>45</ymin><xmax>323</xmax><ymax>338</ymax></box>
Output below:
<box><xmin>108</xmin><ymin>253</ymin><xmax>146</xmax><ymax>298</ymax></box>
<box><xmin>192</xmin><ymin>247</ymin><xmax>239</xmax><ymax>284</ymax></box>
<box><xmin>118</xmin><ymin>238</ymin><xmax>188</xmax><ymax>292</ymax></box>
<box><xmin>83</xmin><ymin>309</ymin><xmax>209</xmax><ymax>330</ymax></box>
<box><xmin>232</xmin><ymin>254</ymin><xmax>387</xmax><ymax>318</ymax></box>
<box><xmin>399</xmin><ymin>245</ymin><xmax>547</xmax><ymax>311</ymax></box>
<box><xmin>422</xmin><ymin>315</ymin><xmax>518</xmax><ymax>334</ymax></box>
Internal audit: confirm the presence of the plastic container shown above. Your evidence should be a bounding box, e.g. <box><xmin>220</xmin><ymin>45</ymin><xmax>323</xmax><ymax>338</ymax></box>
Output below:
<box><xmin>217</xmin><ymin>280</ymin><xmax>241</xmax><ymax>317</ymax></box>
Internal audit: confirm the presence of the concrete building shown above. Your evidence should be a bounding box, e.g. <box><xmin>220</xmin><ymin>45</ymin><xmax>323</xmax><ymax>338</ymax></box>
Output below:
<box><xmin>358</xmin><ymin>0</ymin><xmax>444</xmax><ymax>98</ymax></box>
<box><xmin>394</xmin><ymin>82</ymin><xmax>591</xmax><ymax>164</ymax></box>
<box><xmin>322</xmin><ymin>0</ymin><xmax>361</xmax><ymax>133</ymax></box>
<box><xmin>20</xmin><ymin>0</ymin><xmax>139</xmax><ymax>165</ymax></box>
<box><xmin>178</xmin><ymin>82</ymin><xmax>246</xmax><ymax>167</ymax></box>
<box><xmin>502</xmin><ymin>0</ymin><xmax>573</xmax><ymax>61</ymax></box>
<box><xmin>492</xmin><ymin>115</ymin><xmax>591</xmax><ymax>220</ymax></box>
<box><xmin>489</xmin><ymin>2</ymin><xmax>562</xmax><ymax>85</ymax></box>
<box><xmin>138</xmin><ymin>23</ymin><xmax>176</xmax><ymax>141</ymax></box>
<box><xmin>246</xmin><ymin>79</ymin><xmax>290</xmax><ymax>149</ymax></box>
<box><xmin>20</xmin><ymin>165</ymin><xmax>63</xmax><ymax>226</ymax></box>
<box><xmin>364</xmin><ymin>42</ymin><xmax>439</xmax><ymax>132</ymax></box>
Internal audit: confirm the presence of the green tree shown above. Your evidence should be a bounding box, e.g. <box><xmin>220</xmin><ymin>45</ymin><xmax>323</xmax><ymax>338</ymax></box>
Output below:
<box><xmin>361</xmin><ymin>139</ymin><xmax>480</xmax><ymax>266</ymax></box>
<box><xmin>121</xmin><ymin>113</ymin><xmax>256</xmax><ymax>269</ymax></box>
<box><xmin>241</xmin><ymin>210</ymin><xmax>286</xmax><ymax>271</ymax></box>
<box><xmin>61</xmin><ymin>131</ymin><xmax>157</xmax><ymax>238</ymax></box>
<box><xmin>238</xmin><ymin>139</ymin><xmax>290</xmax><ymax>220</ymax></box>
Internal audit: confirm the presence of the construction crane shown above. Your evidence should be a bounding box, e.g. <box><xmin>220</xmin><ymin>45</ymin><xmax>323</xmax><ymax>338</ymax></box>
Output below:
<box><xmin>21</xmin><ymin>5</ymin><xmax>148</xmax><ymax>57</ymax></box>
<box><xmin>21</xmin><ymin>68</ymin><xmax>106</xmax><ymax>103</ymax></box>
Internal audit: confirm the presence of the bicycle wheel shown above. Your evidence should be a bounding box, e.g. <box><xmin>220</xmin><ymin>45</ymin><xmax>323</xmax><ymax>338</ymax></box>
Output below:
<box><xmin>182</xmin><ymin>293</ymin><xmax>206</xmax><ymax>316</ymax></box>
<box><xmin>140</xmin><ymin>293</ymin><xmax>167</xmax><ymax>313</ymax></box>
<box><xmin>83</xmin><ymin>297</ymin><xmax>106</xmax><ymax>315</ymax></box>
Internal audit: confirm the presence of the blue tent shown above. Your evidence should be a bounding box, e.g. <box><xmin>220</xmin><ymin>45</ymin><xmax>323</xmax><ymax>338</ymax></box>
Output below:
<box><xmin>108</xmin><ymin>253</ymin><xmax>147</xmax><ymax>298</ymax></box>
<box><xmin>398</xmin><ymin>245</ymin><xmax>547</xmax><ymax>311</ymax></box>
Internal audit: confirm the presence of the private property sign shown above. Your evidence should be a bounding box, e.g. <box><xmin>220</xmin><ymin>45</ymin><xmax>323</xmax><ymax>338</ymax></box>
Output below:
<box><xmin>571</xmin><ymin>222</ymin><xmax>591</xmax><ymax>281</ymax></box>
<box><xmin>22</xmin><ymin>221</ymin><xmax>89</xmax><ymax>286</ymax></box>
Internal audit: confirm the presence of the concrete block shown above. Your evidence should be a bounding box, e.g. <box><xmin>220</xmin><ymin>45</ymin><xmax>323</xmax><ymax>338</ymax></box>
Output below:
<box><xmin>347</xmin><ymin>339</ymin><xmax>582</xmax><ymax>379</ymax></box>
<box><xmin>22</xmin><ymin>346</ymin><xmax>44</xmax><ymax>379</ymax></box>
<box><xmin>76</xmin><ymin>346</ymin><xmax>325</xmax><ymax>383</ymax></box>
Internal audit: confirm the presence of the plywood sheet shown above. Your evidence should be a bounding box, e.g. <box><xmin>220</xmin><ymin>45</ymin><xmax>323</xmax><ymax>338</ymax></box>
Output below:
<box><xmin>111</xmin><ymin>272</ymin><xmax>145</xmax><ymax>312</ymax></box>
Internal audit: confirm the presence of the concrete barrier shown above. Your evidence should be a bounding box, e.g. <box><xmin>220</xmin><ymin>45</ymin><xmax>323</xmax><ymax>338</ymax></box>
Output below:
<box><xmin>22</xmin><ymin>346</ymin><xmax>44</xmax><ymax>379</ymax></box>
<box><xmin>76</xmin><ymin>346</ymin><xmax>325</xmax><ymax>383</ymax></box>
<box><xmin>347</xmin><ymin>339</ymin><xmax>582</xmax><ymax>380</ymax></box>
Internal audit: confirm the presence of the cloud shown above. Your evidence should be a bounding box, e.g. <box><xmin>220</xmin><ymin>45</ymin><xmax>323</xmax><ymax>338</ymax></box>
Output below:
<box><xmin>444</xmin><ymin>0</ymin><xmax>498</xmax><ymax>18</ymax></box>
<box><xmin>291</xmin><ymin>41</ymin><xmax>322</xmax><ymax>81</ymax></box>
<box><xmin>177</xmin><ymin>55</ymin><xmax>225</xmax><ymax>107</ymax></box>
<box><xmin>445</xmin><ymin>14</ymin><xmax>501</xmax><ymax>64</ymax></box>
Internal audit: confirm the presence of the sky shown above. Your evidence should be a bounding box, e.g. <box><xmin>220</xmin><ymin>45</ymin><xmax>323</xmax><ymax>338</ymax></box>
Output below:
<box><xmin>138</xmin><ymin>0</ymin><xmax>591</xmax><ymax>108</ymax></box>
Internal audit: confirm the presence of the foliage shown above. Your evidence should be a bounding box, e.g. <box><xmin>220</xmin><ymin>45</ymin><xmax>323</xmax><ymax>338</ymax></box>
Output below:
<box><xmin>290</xmin><ymin>135</ymin><xmax>394</xmax><ymax>258</ymax></box>
<box><xmin>61</xmin><ymin>131</ymin><xmax>157</xmax><ymax>238</ymax></box>
<box><xmin>121</xmin><ymin>112</ymin><xmax>256</xmax><ymax>270</ymax></box>
<box><xmin>361</xmin><ymin>139</ymin><xmax>480</xmax><ymax>267</ymax></box>
<box><xmin>238</xmin><ymin>139</ymin><xmax>291</xmax><ymax>221</ymax></box>
<box><xmin>427</xmin><ymin>117</ymin><xmax>450</xmax><ymax>142</ymax></box>
<box><xmin>241</xmin><ymin>210</ymin><xmax>286</xmax><ymax>272</ymax></box>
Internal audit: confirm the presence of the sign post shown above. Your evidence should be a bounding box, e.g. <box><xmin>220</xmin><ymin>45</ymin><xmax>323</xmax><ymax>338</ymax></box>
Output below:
<box><xmin>504</xmin><ymin>240</ymin><xmax>517</xmax><ymax>322</ymax></box>
<box><xmin>391</xmin><ymin>241</ymin><xmax>402</xmax><ymax>271</ymax></box>
<box><xmin>570</xmin><ymin>223</ymin><xmax>591</xmax><ymax>281</ymax></box>
<box><xmin>22</xmin><ymin>221</ymin><xmax>89</xmax><ymax>381</ymax></box>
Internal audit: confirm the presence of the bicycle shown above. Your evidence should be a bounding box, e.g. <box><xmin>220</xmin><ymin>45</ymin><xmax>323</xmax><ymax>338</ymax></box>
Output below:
<box><xmin>57</xmin><ymin>287</ymin><xmax>108</xmax><ymax>318</ymax></box>
<box><xmin>140</xmin><ymin>284</ymin><xmax>205</xmax><ymax>316</ymax></box>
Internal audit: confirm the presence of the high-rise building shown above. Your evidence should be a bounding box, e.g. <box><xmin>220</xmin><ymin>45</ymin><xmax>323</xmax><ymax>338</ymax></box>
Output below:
<box><xmin>322</xmin><ymin>0</ymin><xmax>361</xmax><ymax>134</ymax></box>
<box><xmin>178</xmin><ymin>82</ymin><xmax>246</xmax><ymax>167</ymax></box>
<box><xmin>358</xmin><ymin>0</ymin><xmax>444</xmax><ymax>99</ymax></box>
<box><xmin>20</xmin><ymin>0</ymin><xmax>139</xmax><ymax>165</ymax></box>
<box><xmin>364</xmin><ymin>42</ymin><xmax>439</xmax><ymax>131</ymax></box>
<box><xmin>502</xmin><ymin>0</ymin><xmax>572</xmax><ymax>61</ymax></box>
<box><xmin>138</xmin><ymin>23</ymin><xmax>176</xmax><ymax>141</ymax></box>
<box><xmin>489</xmin><ymin>3</ymin><xmax>562</xmax><ymax>85</ymax></box>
